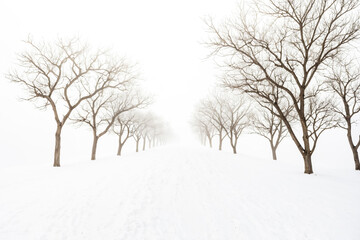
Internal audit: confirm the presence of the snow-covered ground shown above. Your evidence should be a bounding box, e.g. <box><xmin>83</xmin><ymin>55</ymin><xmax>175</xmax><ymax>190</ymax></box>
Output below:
<box><xmin>0</xmin><ymin>145</ymin><xmax>359</xmax><ymax>240</ymax></box>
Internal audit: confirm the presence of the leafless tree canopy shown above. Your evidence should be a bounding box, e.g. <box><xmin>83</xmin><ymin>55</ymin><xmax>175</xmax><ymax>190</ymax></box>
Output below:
<box><xmin>7</xmin><ymin>37</ymin><xmax>142</xmax><ymax>166</ymax></box>
<box><xmin>206</xmin><ymin>0</ymin><xmax>360</xmax><ymax>173</ymax></box>
<box><xmin>71</xmin><ymin>73</ymin><xmax>150</xmax><ymax>160</ymax></box>
<box><xmin>193</xmin><ymin>91</ymin><xmax>251</xmax><ymax>154</ymax></box>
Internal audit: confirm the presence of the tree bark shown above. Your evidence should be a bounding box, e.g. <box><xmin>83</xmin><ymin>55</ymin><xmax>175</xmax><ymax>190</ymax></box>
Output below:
<box><xmin>117</xmin><ymin>143</ymin><xmax>123</xmax><ymax>156</ymax></box>
<box><xmin>346</xmin><ymin>126</ymin><xmax>360</xmax><ymax>170</ymax></box>
<box><xmin>270</xmin><ymin>141</ymin><xmax>277</xmax><ymax>160</ymax></box>
<box><xmin>271</xmin><ymin>147</ymin><xmax>277</xmax><ymax>160</ymax></box>
<box><xmin>300</xmin><ymin>110</ymin><xmax>314</xmax><ymax>174</ymax></box>
<box><xmin>91</xmin><ymin>135</ymin><xmax>99</xmax><ymax>160</ymax></box>
<box><xmin>53</xmin><ymin>124</ymin><xmax>62</xmax><ymax>167</ymax></box>
<box><xmin>219</xmin><ymin>133</ymin><xmax>223</xmax><ymax>151</ymax></box>
<box><xmin>232</xmin><ymin>145</ymin><xmax>237</xmax><ymax>154</ymax></box>
<box><xmin>117</xmin><ymin>134</ymin><xmax>122</xmax><ymax>156</ymax></box>
<box><xmin>229</xmin><ymin>135</ymin><xmax>237</xmax><ymax>154</ymax></box>
<box><xmin>352</xmin><ymin>148</ymin><xmax>360</xmax><ymax>170</ymax></box>
<box><xmin>303</xmin><ymin>153</ymin><xmax>313</xmax><ymax>174</ymax></box>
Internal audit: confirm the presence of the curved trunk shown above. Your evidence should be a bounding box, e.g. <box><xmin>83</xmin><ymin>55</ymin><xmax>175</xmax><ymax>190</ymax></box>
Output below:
<box><xmin>91</xmin><ymin>135</ymin><xmax>99</xmax><ymax>160</ymax></box>
<box><xmin>53</xmin><ymin>125</ymin><xmax>62</xmax><ymax>167</ymax></box>
<box><xmin>346</xmin><ymin>125</ymin><xmax>360</xmax><ymax>170</ymax></box>
<box><xmin>232</xmin><ymin>146</ymin><xmax>237</xmax><ymax>154</ymax></box>
<box><xmin>352</xmin><ymin>149</ymin><xmax>360</xmax><ymax>170</ymax></box>
<box><xmin>230</xmin><ymin>134</ymin><xmax>237</xmax><ymax>154</ymax></box>
<box><xmin>117</xmin><ymin>144</ymin><xmax>123</xmax><ymax>156</ymax></box>
<box><xmin>117</xmin><ymin>134</ymin><xmax>122</xmax><ymax>156</ymax></box>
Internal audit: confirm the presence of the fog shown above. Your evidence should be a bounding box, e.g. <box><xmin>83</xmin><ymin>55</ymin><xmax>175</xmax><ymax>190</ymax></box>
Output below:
<box><xmin>0</xmin><ymin>0</ymin><xmax>357</xmax><ymax>169</ymax></box>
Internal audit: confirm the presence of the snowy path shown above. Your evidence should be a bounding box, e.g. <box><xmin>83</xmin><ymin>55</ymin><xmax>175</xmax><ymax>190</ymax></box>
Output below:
<box><xmin>0</xmin><ymin>145</ymin><xmax>359</xmax><ymax>239</ymax></box>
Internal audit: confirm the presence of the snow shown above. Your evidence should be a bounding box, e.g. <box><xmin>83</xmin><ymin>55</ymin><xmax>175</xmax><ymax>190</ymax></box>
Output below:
<box><xmin>0</xmin><ymin>145</ymin><xmax>359</xmax><ymax>240</ymax></box>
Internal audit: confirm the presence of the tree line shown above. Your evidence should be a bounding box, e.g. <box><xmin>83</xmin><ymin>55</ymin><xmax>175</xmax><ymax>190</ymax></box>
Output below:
<box><xmin>7</xmin><ymin>37</ymin><xmax>171</xmax><ymax>167</ymax></box>
<box><xmin>202</xmin><ymin>0</ymin><xmax>360</xmax><ymax>174</ymax></box>
<box><xmin>192</xmin><ymin>90</ymin><xmax>287</xmax><ymax>160</ymax></box>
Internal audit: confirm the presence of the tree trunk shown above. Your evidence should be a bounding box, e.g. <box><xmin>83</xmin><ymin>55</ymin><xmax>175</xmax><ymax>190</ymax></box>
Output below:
<box><xmin>149</xmin><ymin>139</ymin><xmax>151</xmax><ymax>149</ymax></box>
<box><xmin>230</xmin><ymin>135</ymin><xmax>237</xmax><ymax>154</ymax></box>
<box><xmin>300</xmin><ymin>114</ymin><xmax>314</xmax><ymax>174</ymax></box>
<box><xmin>91</xmin><ymin>135</ymin><xmax>99</xmax><ymax>160</ymax></box>
<box><xmin>117</xmin><ymin>144</ymin><xmax>123</xmax><ymax>156</ymax></box>
<box><xmin>53</xmin><ymin>124</ymin><xmax>62</xmax><ymax>167</ymax></box>
<box><xmin>271</xmin><ymin>147</ymin><xmax>277</xmax><ymax>160</ymax></box>
<box><xmin>351</xmin><ymin>147</ymin><xmax>360</xmax><ymax>170</ymax></box>
<box><xmin>232</xmin><ymin>145</ymin><xmax>237</xmax><ymax>154</ymax></box>
<box><xmin>117</xmin><ymin>134</ymin><xmax>122</xmax><ymax>156</ymax></box>
<box><xmin>136</xmin><ymin>139</ymin><xmax>140</xmax><ymax>152</ymax></box>
<box><xmin>143</xmin><ymin>137</ymin><xmax>146</xmax><ymax>151</ymax></box>
<box><xmin>303</xmin><ymin>153</ymin><xmax>313</xmax><ymax>174</ymax></box>
<box><xmin>346</xmin><ymin>127</ymin><xmax>360</xmax><ymax>170</ymax></box>
<box><xmin>270</xmin><ymin>141</ymin><xmax>277</xmax><ymax>160</ymax></box>
<box><xmin>219</xmin><ymin>134</ymin><xmax>223</xmax><ymax>151</ymax></box>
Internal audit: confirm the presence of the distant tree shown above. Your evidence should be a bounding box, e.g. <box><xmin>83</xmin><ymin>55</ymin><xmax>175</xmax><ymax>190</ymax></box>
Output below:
<box><xmin>8</xmin><ymin>37</ymin><xmax>125</xmax><ymax>167</ymax></box>
<box><xmin>192</xmin><ymin>110</ymin><xmax>216</xmax><ymax>148</ymax></box>
<box><xmin>72</xmin><ymin>87</ymin><xmax>148</xmax><ymax>160</ymax></box>
<box><xmin>131</xmin><ymin>113</ymin><xmax>146</xmax><ymax>152</ymax></box>
<box><xmin>252</xmin><ymin>107</ymin><xmax>287</xmax><ymax>160</ymax></box>
<box><xmin>327</xmin><ymin>60</ymin><xmax>360</xmax><ymax>170</ymax></box>
<box><xmin>206</xmin><ymin>0</ymin><xmax>358</xmax><ymax>173</ymax></box>
<box><xmin>141</xmin><ymin>113</ymin><xmax>156</xmax><ymax>151</ymax></box>
<box><xmin>221</xmin><ymin>95</ymin><xmax>250</xmax><ymax>154</ymax></box>
<box><xmin>198</xmin><ymin>94</ymin><xmax>227</xmax><ymax>150</ymax></box>
<box><xmin>113</xmin><ymin>112</ymin><xmax>135</xmax><ymax>156</ymax></box>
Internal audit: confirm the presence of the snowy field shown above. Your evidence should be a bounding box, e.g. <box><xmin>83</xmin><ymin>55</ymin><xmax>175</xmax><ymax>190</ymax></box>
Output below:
<box><xmin>0</xmin><ymin>145</ymin><xmax>359</xmax><ymax>240</ymax></box>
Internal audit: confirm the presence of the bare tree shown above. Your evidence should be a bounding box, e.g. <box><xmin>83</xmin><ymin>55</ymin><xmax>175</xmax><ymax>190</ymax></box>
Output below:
<box><xmin>152</xmin><ymin>122</ymin><xmax>173</xmax><ymax>146</ymax></box>
<box><xmin>192</xmin><ymin>110</ymin><xmax>216</xmax><ymax>148</ymax></box>
<box><xmin>221</xmin><ymin>95</ymin><xmax>250</xmax><ymax>154</ymax></box>
<box><xmin>198</xmin><ymin>94</ymin><xmax>227</xmax><ymax>150</ymax></box>
<box><xmin>141</xmin><ymin>113</ymin><xmax>164</xmax><ymax>151</ymax></box>
<box><xmin>327</xmin><ymin>60</ymin><xmax>360</xmax><ymax>170</ymax></box>
<box><xmin>8</xmin><ymin>37</ymin><xmax>126</xmax><ymax>167</ymax></box>
<box><xmin>206</xmin><ymin>0</ymin><xmax>359</xmax><ymax>173</ymax></box>
<box><xmin>252</xmin><ymin>107</ymin><xmax>287</xmax><ymax>160</ymax></box>
<box><xmin>72</xmin><ymin>87</ymin><xmax>148</xmax><ymax>160</ymax></box>
<box><xmin>140</xmin><ymin>113</ymin><xmax>155</xmax><ymax>151</ymax></box>
<box><xmin>131</xmin><ymin>113</ymin><xmax>147</xmax><ymax>152</ymax></box>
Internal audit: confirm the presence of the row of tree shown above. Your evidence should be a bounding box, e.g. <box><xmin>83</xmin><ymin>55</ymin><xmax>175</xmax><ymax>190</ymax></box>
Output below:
<box><xmin>113</xmin><ymin>111</ymin><xmax>171</xmax><ymax>156</ymax></box>
<box><xmin>192</xmin><ymin>91</ymin><xmax>287</xmax><ymax>160</ymax></box>
<box><xmin>205</xmin><ymin>0</ymin><xmax>360</xmax><ymax>174</ymax></box>
<box><xmin>7</xmin><ymin>37</ymin><xmax>170</xmax><ymax>167</ymax></box>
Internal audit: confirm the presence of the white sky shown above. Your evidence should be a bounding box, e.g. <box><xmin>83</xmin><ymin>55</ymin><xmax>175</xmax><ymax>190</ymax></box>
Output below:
<box><xmin>0</xmin><ymin>0</ymin><xmax>240</xmax><ymax>164</ymax></box>
<box><xmin>0</xmin><ymin>0</ymin><xmax>357</xmax><ymax>169</ymax></box>
<box><xmin>0</xmin><ymin>0</ymin><xmax>240</xmax><ymax>137</ymax></box>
